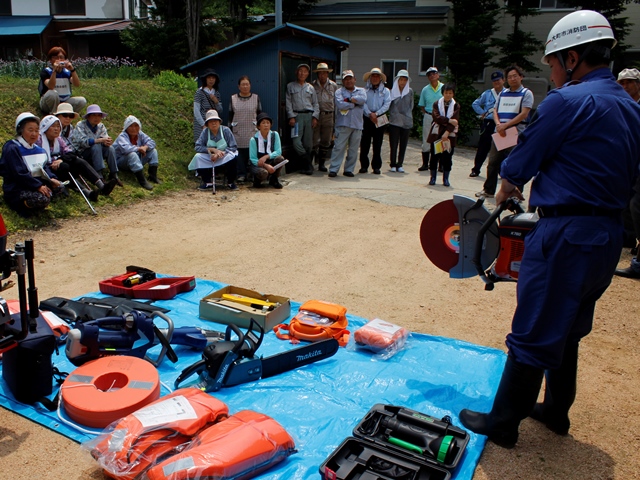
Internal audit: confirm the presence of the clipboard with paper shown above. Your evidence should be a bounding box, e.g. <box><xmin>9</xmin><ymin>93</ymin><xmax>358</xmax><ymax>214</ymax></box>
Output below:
<box><xmin>23</xmin><ymin>152</ymin><xmax>49</xmax><ymax>177</ymax></box>
<box><xmin>492</xmin><ymin>127</ymin><xmax>518</xmax><ymax>151</ymax></box>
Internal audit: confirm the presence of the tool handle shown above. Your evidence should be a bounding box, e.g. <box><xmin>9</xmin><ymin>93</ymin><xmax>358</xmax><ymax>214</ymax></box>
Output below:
<box><xmin>170</xmin><ymin>327</ymin><xmax>209</xmax><ymax>350</ymax></box>
<box><xmin>388</xmin><ymin>436</ymin><xmax>423</xmax><ymax>454</ymax></box>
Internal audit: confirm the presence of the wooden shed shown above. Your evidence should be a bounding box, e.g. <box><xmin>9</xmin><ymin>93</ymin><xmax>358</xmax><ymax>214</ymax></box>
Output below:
<box><xmin>181</xmin><ymin>23</ymin><xmax>349</xmax><ymax>170</ymax></box>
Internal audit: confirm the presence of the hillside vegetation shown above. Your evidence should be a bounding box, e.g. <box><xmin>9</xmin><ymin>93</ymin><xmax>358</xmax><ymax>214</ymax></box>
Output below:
<box><xmin>0</xmin><ymin>72</ymin><xmax>197</xmax><ymax>231</ymax></box>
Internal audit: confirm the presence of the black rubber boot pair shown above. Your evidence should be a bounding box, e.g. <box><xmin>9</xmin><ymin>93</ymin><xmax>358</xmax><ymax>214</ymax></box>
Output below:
<box><xmin>529</xmin><ymin>342</ymin><xmax>579</xmax><ymax>436</ymax></box>
<box><xmin>134</xmin><ymin>170</ymin><xmax>154</xmax><ymax>190</ymax></box>
<box><xmin>418</xmin><ymin>151</ymin><xmax>430</xmax><ymax>171</ymax></box>
<box><xmin>459</xmin><ymin>356</ymin><xmax>544</xmax><ymax>448</ymax></box>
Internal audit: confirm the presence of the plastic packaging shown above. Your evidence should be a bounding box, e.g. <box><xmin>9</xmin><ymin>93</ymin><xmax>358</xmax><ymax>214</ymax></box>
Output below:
<box><xmin>353</xmin><ymin>318</ymin><xmax>410</xmax><ymax>360</ymax></box>
<box><xmin>83</xmin><ymin>388</ymin><xmax>228</xmax><ymax>480</ymax></box>
<box><xmin>145</xmin><ymin>410</ymin><xmax>297</xmax><ymax>480</ymax></box>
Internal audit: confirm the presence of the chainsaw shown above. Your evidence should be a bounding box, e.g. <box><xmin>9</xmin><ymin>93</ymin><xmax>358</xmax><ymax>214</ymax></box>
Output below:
<box><xmin>175</xmin><ymin>319</ymin><xmax>340</xmax><ymax>392</ymax></box>
<box><xmin>65</xmin><ymin>310</ymin><xmax>224</xmax><ymax>366</ymax></box>
<box><xmin>419</xmin><ymin>195</ymin><xmax>538</xmax><ymax>290</ymax></box>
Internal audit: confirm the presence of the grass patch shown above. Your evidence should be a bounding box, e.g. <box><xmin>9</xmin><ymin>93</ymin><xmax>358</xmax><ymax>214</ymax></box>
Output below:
<box><xmin>0</xmin><ymin>72</ymin><xmax>198</xmax><ymax>232</ymax></box>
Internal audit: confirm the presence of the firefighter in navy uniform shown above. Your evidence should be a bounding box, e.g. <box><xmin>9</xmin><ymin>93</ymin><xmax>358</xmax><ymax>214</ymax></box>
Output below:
<box><xmin>459</xmin><ymin>10</ymin><xmax>640</xmax><ymax>448</ymax></box>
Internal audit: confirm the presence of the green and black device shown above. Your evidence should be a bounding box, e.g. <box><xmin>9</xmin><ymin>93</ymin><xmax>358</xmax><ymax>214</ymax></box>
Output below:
<box><xmin>319</xmin><ymin>404</ymin><xmax>470</xmax><ymax>480</ymax></box>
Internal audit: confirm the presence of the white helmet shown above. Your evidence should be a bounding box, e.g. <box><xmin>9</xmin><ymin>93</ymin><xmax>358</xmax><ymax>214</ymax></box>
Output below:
<box><xmin>15</xmin><ymin>112</ymin><xmax>40</xmax><ymax>135</ymax></box>
<box><xmin>542</xmin><ymin>10</ymin><xmax>616</xmax><ymax>65</ymax></box>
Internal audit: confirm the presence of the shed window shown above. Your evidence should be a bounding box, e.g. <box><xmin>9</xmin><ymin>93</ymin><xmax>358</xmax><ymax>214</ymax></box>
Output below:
<box><xmin>0</xmin><ymin>0</ymin><xmax>11</xmax><ymax>16</ymax></box>
<box><xmin>50</xmin><ymin>0</ymin><xmax>85</xmax><ymax>16</ymax></box>
<box><xmin>420</xmin><ymin>46</ymin><xmax>446</xmax><ymax>75</ymax></box>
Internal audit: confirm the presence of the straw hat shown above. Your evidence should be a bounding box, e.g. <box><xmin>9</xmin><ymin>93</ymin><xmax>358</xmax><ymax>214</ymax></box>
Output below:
<box><xmin>363</xmin><ymin>67</ymin><xmax>387</xmax><ymax>83</ymax></box>
<box><xmin>54</xmin><ymin>102</ymin><xmax>79</xmax><ymax>118</ymax></box>
<box><xmin>314</xmin><ymin>63</ymin><xmax>333</xmax><ymax>73</ymax></box>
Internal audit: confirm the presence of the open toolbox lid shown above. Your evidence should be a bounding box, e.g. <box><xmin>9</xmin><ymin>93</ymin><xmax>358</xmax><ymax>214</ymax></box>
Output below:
<box><xmin>319</xmin><ymin>404</ymin><xmax>470</xmax><ymax>480</ymax></box>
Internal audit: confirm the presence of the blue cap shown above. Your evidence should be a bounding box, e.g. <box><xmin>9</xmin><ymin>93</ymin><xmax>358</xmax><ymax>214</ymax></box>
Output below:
<box><xmin>490</xmin><ymin>71</ymin><xmax>504</xmax><ymax>81</ymax></box>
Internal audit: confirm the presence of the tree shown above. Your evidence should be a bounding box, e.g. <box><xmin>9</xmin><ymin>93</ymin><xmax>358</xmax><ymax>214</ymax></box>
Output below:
<box><xmin>186</xmin><ymin>0</ymin><xmax>205</xmax><ymax>63</ymax></box>
<box><xmin>440</xmin><ymin>0</ymin><xmax>501</xmax><ymax>143</ymax></box>
<box><xmin>490</xmin><ymin>1</ymin><xmax>543</xmax><ymax>73</ymax></box>
<box><xmin>121</xmin><ymin>0</ymin><xmax>224</xmax><ymax>71</ymax></box>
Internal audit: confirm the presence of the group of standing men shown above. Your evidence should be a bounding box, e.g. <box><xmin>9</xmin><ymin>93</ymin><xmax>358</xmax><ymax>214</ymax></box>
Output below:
<box><xmin>286</xmin><ymin>63</ymin><xmax>416</xmax><ymax>177</ymax></box>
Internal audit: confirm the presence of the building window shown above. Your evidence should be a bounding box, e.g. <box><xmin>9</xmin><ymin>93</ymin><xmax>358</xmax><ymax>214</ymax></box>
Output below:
<box><xmin>381</xmin><ymin>60</ymin><xmax>408</xmax><ymax>88</ymax></box>
<box><xmin>0</xmin><ymin>0</ymin><xmax>11</xmax><ymax>16</ymax></box>
<box><xmin>420</xmin><ymin>46</ymin><xmax>446</xmax><ymax>75</ymax></box>
<box><xmin>522</xmin><ymin>0</ymin><xmax>571</xmax><ymax>8</ymax></box>
<box><xmin>50</xmin><ymin>0</ymin><xmax>85</xmax><ymax>16</ymax></box>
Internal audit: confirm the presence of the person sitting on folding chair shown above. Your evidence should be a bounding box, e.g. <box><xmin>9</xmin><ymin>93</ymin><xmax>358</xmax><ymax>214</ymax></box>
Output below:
<box><xmin>188</xmin><ymin>110</ymin><xmax>238</xmax><ymax>192</ymax></box>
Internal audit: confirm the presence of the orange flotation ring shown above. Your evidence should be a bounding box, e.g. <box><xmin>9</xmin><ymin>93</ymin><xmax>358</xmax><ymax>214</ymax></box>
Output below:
<box><xmin>89</xmin><ymin>388</ymin><xmax>229</xmax><ymax>480</ymax></box>
<box><xmin>62</xmin><ymin>355</ymin><xmax>160</xmax><ymax>428</ymax></box>
<box><xmin>147</xmin><ymin>410</ymin><xmax>296</xmax><ymax>480</ymax></box>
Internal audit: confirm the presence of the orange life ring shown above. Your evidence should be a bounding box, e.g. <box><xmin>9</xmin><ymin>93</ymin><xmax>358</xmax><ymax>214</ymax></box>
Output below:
<box><xmin>61</xmin><ymin>355</ymin><xmax>160</xmax><ymax>428</ymax></box>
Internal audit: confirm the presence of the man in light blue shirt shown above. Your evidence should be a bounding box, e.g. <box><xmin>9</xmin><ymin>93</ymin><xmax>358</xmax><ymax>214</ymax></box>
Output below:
<box><xmin>328</xmin><ymin>70</ymin><xmax>367</xmax><ymax>177</ymax></box>
<box><xmin>358</xmin><ymin>67</ymin><xmax>391</xmax><ymax>174</ymax></box>
<box><xmin>470</xmin><ymin>71</ymin><xmax>505</xmax><ymax>177</ymax></box>
<box><xmin>417</xmin><ymin>67</ymin><xmax>443</xmax><ymax>170</ymax></box>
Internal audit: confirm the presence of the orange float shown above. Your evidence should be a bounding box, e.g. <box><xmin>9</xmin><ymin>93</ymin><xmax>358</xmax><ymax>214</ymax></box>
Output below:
<box><xmin>61</xmin><ymin>355</ymin><xmax>160</xmax><ymax>428</ymax></box>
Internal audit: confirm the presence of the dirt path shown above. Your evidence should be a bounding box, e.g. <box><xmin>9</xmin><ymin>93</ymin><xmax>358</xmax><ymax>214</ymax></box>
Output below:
<box><xmin>1</xmin><ymin>155</ymin><xmax>639</xmax><ymax>478</ymax></box>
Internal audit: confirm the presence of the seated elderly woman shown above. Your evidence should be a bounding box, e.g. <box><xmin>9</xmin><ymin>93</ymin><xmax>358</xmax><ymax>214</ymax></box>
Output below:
<box><xmin>37</xmin><ymin>115</ymin><xmax>117</xmax><ymax>201</ymax></box>
<box><xmin>188</xmin><ymin>110</ymin><xmax>238</xmax><ymax>191</ymax></box>
<box><xmin>0</xmin><ymin>112</ymin><xmax>64</xmax><ymax>216</ymax></box>
<box><xmin>114</xmin><ymin>115</ymin><xmax>160</xmax><ymax>191</ymax></box>
<box><xmin>249</xmin><ymin>112</ymin><xmax>286</xmax><ymax>189</ymax></box>
<box><xmin>71</xmin><ymin>104</ymin><xmax>122</xmax><ymax>187</ymax></box>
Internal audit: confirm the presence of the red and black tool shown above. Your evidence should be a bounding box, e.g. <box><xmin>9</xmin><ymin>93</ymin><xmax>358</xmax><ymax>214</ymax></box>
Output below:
<box><xmin>420</xmin><ymin>195</ymin><xmax>538</xmax><ymax>290</ymax></box>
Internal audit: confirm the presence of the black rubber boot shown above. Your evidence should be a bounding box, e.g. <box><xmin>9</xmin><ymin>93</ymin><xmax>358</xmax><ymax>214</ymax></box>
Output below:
<box><xmin>418</xmin><ymin>151</ymin><xmax>429</xmax><ymax>171</ymax></box>
<box><xmin>134</xmin><ymin>170</ymin><xmax>154</xmax><ymax>190</ymax></box>
<box><xmin>99</xmin><ymin>178</ymin><xmax>118</xmax><ymax>196</ymax></box>
<box><xmin>81</xmin><ymin>187</ymin><xmax>100</xmax><ymax>202</ymax></box>
<box><xmin>109</xmin><ymin>171</ymin><xmax>124</xmax><ymax>187</ymax></box>
<box><xmin>148</xmin><ymin>166</ymin><xmax>161</xmax><ymax>184</ymax></box>
<box><xmin>318</xmin><ymin>150</ymin><xmax>328</xmax><ymax>172</ymax></box>
<box><xmin>529</xmin><ymin>342</ymin><xmax>579</xmax><ymax>435</ymax></box>
<box><xmin>269</xmin><ymin>174</ymin><xmax>283</xmax><ymax>189</ymax></box>
<box><xmin>429</xmin><ymin>170</ymin><xmax>437</xmax><ymax>185</ymax></box>
<box><xmin>300</xmin><ymin>153</ymin><xmax>313</xmax><ymax>175</ymax></box>
<box><xmin>443</xmin><ymin>171</ymin><xmax>450</xmax><ymax>187</ymax></box>
<box><xmin>460</xmin><ymin>356</ymin><xmax>544</xmax><ymax>448</ymax></box>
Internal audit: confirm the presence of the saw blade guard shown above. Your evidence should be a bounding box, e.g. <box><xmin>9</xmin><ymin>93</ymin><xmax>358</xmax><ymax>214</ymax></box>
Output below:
<box><xmin>420</xmin><ymin>195</ymin><xmax>500</xmax><ymax>278</ymax></box>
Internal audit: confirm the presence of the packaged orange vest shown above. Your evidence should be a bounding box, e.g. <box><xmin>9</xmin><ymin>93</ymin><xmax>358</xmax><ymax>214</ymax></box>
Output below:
<box><xmin>274</xmin><ymin>300</ymin><xmax>350</xmax><ymax>347</ymax></box>
<box><xmin>146</xmin><ymin>410</ymin><xmax>296</xmax><ymax>480</ymax></box>
<box><xmin>86</xmin><ymin>388</ymin><xmax>228</xmax><ymax>480</ymax></box>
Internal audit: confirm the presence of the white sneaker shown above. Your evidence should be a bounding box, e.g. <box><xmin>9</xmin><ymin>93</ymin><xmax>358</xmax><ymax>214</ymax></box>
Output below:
<box><xmin>397</xmin><ymin>167</ymin><xmax>405</xmax><ymax>173</ymax></box>
<box><xmin>390</xmin><ymin>167</ymin><xmax>397</xmax><ymax>172</ymax></box>
<box><xmin>475</xmin><ymin>190</ymin><xmax>494</xmax><ymax>198</ymax></box>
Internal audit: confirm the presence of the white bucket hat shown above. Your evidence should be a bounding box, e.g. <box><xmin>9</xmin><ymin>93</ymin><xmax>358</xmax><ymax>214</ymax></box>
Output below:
<box><xmin>205</xmin><ymin>110</ymin><xmax>222</xmax><ymax>124</ymax></box>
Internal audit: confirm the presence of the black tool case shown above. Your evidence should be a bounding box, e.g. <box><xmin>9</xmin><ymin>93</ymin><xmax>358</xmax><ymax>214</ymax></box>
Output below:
<box><xmin>319</xmin><ymin>404</ymin><xmax>470</xmax><ymax>480</ymax></box>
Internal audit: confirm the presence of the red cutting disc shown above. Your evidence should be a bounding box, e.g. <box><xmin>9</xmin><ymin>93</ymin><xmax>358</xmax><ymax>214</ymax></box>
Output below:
<box><xmin>419</xmin><ymin>199</ymin><xmax>461</xmax><ymax>273</ymax></box>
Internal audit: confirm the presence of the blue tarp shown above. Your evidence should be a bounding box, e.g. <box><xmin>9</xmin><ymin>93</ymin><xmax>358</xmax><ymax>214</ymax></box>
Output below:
<box><xmin>0</xmin><ymin>278</ymin><xmax>505</xmax><ymax>479</ymax></box>
<box><xmin>0</xmin><ymin>16</ymin><xmax>52</xmax><ymax>35</ymax></box>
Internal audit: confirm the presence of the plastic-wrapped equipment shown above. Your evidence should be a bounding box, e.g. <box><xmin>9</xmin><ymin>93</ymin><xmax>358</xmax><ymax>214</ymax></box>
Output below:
<box><xmin>353</xmin><ymin>318</ymin><xmax>410</xmax><ymax>360</ymax></box>
<box><xmin>84</xmin><ymin>388</ymin><xmax>228</xmax><ymax>480</ymax></box>
<box><xmin>146</xmin><ymin>410</ymin><xmax>297</xmax><ymax>480</ymax></box>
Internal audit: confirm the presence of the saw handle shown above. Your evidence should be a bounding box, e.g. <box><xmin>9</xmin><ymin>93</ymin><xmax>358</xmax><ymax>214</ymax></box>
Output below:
<box><xmin>472</xmin><ymin>198</ymin><xmax>524</xmax><ymax>290</ymax></box>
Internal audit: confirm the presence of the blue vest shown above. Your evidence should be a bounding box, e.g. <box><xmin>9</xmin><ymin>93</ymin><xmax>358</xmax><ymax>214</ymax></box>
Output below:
<box><xmin>496</xmin><ymin>87</ymin><xmax>530</xmax><ymax>125</ymax></box>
